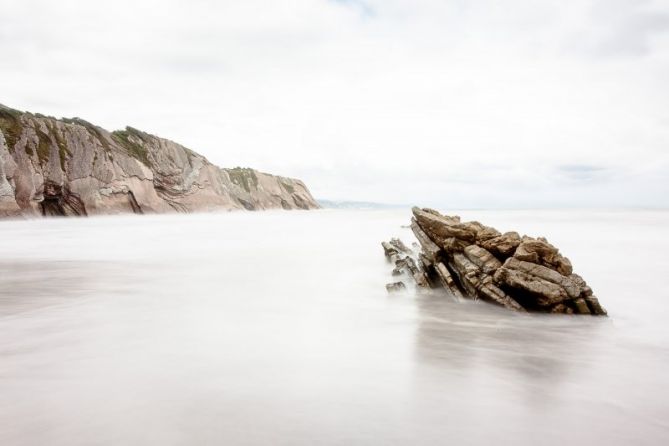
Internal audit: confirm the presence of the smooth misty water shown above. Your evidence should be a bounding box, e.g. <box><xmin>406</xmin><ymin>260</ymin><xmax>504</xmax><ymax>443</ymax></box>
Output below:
<box><xmin>1</xmin><ymin>209</ymin><xmax>668</xmax><ymax>445</ymax></box>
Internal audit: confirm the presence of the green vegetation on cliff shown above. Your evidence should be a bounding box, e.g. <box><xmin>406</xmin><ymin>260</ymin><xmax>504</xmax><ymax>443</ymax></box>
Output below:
<box><xmin>0</xmin><ymin>107</ymin><xmax>23</xmax><ymax>152</ymax></box>
<box><xmin>0</xmin><ymin>108</ymin><xmax>73</xmax><ymax>169</ymax></box>
<box><xmin>111</xmin><ymin>127</ymin><xmax>151</xmax><ymax>167</ymax></box>
<box><xmin>46</xmin><ymin>121</ymin><xmax>72</xmax><ymax>170</ymax></box>
<box><xmin>279</xmin><ymin>179</ymin><xmax>295</xmax><ymax>194</ymax></box>
<box><xmin>63</xmin><ymin>117</ymin><xmax>112</xmax><ymax>151</ymax></box>
<box><xmin>34</xmin><ymin>128</ymin><xmax>52</xmax><ymax>164</ymax></box>
<box><xmin>227</xmin><ymin>167</ymin><xmax>259</xmax><ymax>193</ymax></box>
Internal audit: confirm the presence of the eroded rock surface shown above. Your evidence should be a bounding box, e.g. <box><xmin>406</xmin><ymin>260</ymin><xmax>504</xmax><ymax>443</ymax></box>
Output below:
<box><xmin>382</xmin><ymin>207</ymin><xmax>606</xmax><ymax>316</ymax></box>
<box><xmin>0</xmin><ymin>104</ymin><xmax>319</xmax><ymax>218</ymax></box>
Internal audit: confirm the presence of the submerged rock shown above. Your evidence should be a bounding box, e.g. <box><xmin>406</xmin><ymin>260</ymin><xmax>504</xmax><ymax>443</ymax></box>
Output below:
<box><xmin>0</xmin><ymin>104</ymin><xmax>319</xmax><ymax>218</ymax></box>
<box><xmin>385</xmin><ymin>282</ymin><xmax>406</xmax><ymax>293</ymax></box>
<box><xmin>381</xmin><ymin>207</ymin><xmax>607</xmax><ymax>316</ymax></box>
<box><xmin>382</xmin><ymin>240</ymin><xmax>430</xmax><ymax>289</ymax></box>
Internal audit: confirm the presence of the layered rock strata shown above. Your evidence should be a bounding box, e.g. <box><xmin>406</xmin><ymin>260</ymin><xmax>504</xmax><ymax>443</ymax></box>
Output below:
<box><xmin>0</xmin><ymin>104</ymin><xmax>319</xmax><ymax>217</ymax></box>
<box><xmin>382</xmin><ymin>207</ymin><xmax>606</xmax><ymax>316</ymax></box>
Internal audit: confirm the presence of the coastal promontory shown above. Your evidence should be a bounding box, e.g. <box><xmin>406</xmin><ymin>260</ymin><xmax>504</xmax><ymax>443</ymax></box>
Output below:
<box><xmin>0</xmin><ymin>104</ymin><xmax>319</xmax><ymax>217</ymax></box>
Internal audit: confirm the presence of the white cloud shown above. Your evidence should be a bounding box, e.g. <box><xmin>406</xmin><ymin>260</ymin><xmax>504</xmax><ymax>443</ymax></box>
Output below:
<box><xmin>1</xmin><ymin>0</ymin><xmax>668</xmax><ymax>207</ymax></box>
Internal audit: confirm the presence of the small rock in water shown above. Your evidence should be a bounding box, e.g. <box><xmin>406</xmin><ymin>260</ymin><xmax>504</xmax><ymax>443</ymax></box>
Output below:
<box><xmin>385</xmin><ymin>282</ymin><xmax>406</xmax><ymax>293</ymax></box>
<box><xmin>389</xmin><ymin>238</ymin><xmax>412</xmax><ymax>254</ymax></box>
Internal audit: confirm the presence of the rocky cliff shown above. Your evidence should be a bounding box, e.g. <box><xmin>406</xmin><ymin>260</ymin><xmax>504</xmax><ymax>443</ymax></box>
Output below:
<box><xmin>383</xmin><ymin>207</ymin><xmax>607</xmax><ymax>316</ymax></box>
<box><xmin>0</xmin><ymin>104</ymin><xmax>319</xmax><ymax>217</ymax></box>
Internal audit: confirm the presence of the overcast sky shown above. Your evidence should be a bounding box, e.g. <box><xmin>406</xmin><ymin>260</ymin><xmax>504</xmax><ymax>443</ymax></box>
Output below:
<box><xmin>1</xmin><ymin>0</ymin><xmax>668</xmax><ymax>207</ymax></box>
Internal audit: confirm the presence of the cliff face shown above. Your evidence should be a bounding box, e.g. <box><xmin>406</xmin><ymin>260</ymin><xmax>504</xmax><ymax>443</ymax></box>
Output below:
<box><xmin>0</xmin><ymin>104</ymin><xmax>319</xmax><ymax>217</ymax></box>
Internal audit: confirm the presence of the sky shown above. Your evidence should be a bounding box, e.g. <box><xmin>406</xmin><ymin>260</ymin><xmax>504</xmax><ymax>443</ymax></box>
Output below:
<box><xmin>1</xmin><ymin>0</ymin><xmax>668</xmax><ymax>208</ymax></box>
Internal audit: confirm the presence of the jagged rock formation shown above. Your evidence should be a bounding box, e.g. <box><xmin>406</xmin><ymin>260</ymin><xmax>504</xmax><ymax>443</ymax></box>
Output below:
<box><xmin>0</xmin><ymin>104</ymin><xmax>319</xmax><ymax>217</ymax></box>
<box><xmin>382</xmin><ymin>207</ymin><xmax>607</xmax><ymax>316</ymax></box>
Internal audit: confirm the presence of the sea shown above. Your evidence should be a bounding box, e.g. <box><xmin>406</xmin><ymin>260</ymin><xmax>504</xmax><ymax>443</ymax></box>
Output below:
<box><xmin>1</xmin><ymin>209</ymin><xmax>668</xmax><ymax>445</ymax></box>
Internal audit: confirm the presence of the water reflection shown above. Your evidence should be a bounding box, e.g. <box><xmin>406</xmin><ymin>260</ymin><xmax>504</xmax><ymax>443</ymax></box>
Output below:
<box><xmin>0</xmin><ymin>261</ymin><xmax>95</xmax><ymax>316</ymax></box>
<box><xmin>413</xmin><ymin>291</ymin><xmax>607</xmax><ymax>380</ymax></box>
<box><xmin>408</xmin><ymin>290</ymin><xmax>668</xmax><ymax>444</ymax></box>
